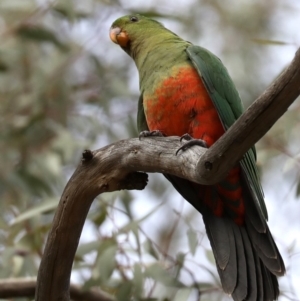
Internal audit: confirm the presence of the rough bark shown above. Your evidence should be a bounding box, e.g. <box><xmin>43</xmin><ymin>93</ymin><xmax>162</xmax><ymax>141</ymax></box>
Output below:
<box><xmin>35</xmin><ymin>48</ymin><xmax>300</xmax><ymax>301</ymax></box>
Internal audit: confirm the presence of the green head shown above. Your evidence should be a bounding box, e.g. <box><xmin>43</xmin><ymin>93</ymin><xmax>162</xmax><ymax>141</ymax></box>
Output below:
<box><xmin>109</xmin><ymin>14</ymin><xmax>179</xmax><ymax>58</ymax></box>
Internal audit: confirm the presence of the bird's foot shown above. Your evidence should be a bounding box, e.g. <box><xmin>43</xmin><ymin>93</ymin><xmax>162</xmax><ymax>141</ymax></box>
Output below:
<box><xmin>176</xmin><ymin>134</ymin><xmax>207</xmax><ymax>155</ymax></box>
<box><xmin>139</xmin><ymin>130</ymin><xmax>164</xmax><ymax>140</ymax></box>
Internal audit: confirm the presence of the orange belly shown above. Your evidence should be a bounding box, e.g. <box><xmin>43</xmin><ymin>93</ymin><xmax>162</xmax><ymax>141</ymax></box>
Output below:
<box><xmin>143</xmin><ymin>66</ymin><xmax>245</xmax><ymax>225</ymax></box>
<box><xmin>143</xmin><ymin>66</ymin><xmax>224</xmax><ymax>147</ymax></box>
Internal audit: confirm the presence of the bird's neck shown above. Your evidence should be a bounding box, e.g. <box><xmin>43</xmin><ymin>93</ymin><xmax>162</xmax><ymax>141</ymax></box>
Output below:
<box><xmin>129</xmin><ymin>33</ymin><xmax>189</xmax><ymax>89</ymax></box>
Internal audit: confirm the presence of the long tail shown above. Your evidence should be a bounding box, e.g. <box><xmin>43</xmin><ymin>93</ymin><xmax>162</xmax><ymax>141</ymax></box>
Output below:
<box><xmin>202</xmin><ymin>177</ymin><xmax>285</xmax><ymax>301</ymax></box>
<box><xmin>164</xmin><ymin>174</ymin><xmax>285</xmax><ymax>301</ymax></box>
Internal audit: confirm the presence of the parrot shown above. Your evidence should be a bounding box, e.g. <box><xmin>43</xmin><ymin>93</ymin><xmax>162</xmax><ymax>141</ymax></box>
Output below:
<box><xmin>109</xmin><ymin>14</ymin><xmax>285</xmax><ymax>301</ymax></box>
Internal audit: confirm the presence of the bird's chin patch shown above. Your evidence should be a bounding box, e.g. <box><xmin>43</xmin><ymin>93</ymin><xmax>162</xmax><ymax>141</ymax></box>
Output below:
<box><xmin>109</xmin><ymin>27</ymin><xmax>129</xmax><ymax>47</ymax></box>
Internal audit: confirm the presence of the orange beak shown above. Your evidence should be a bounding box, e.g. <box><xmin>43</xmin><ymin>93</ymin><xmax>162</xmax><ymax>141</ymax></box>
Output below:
<box><xmin>109</xmin><ymin>27</ymin><xmax>129</xmax><ymax>47</ymax></box>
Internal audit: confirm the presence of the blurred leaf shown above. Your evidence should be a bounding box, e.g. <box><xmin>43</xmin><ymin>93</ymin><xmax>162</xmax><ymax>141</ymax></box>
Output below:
<box><xmin>173</xmin><ymin>288</ymin><xmax>193</xmax><ymax>301</ymax></box>
<box><xmin>129</xmin><ymin>10</ymin><xmax>181</xmax><ymax>21</ymax></box>
<box><xmin>97</xmin><ymin>244</ymin><xmax>117</xmax><ymax>282</ymax></box>
<box><xmin>252</xmin><ymin>38</ymin><xmax>290</xmax><ymax>45</ymax></box>
<box><xmin>11</xmin><ymin>198</ymin><xmax>58</xmax><ymax>225</ymax></box>
<box><xmin>119</xmin><ymin>202</ymin><xmax>163</xmax><ymax>233</ymax></box>
<box><xmin>116</xmin><ymin>281</ymin><xmax>133</xmax><ymax>301</ymax></box>
<box><xmin>0</xmin><ymin>247</ymin><xmax>16</xmax><ymax>278</ymax></box>
<box><xmin>133</xmin><ymin>263</ymin><xmax>144</xmax><ymax>298</ymax></box>
<box><xmin>187</xmin><ymin>228</ymin><xmax>198</xmax><ymax>256</ymax></box>
<box><xmin>12</xmin><ymin>255</ymin><xmax>24</xmax><ymax>276</ymax></box>
<box><xmin>16</xmin><ymin>167</ymin><xmax>54</xmax><ymax>196</ymax></box>
<box><xmin>296</xmin><ymin>181</ymin><xmax>300</xmax><ymax>198</ymax></box>
<box><xmin>15</xmin><ymin>24</ymin><xmax>69</xmax><ymax>51</ymax></box>
<box><xmin>282</xmin><ymin>155</ymin><xmax>300</xmax><ymax>173</ymax></box>
<box><xmin>96</xmin><ymin>238</ymin><xmax>117</xmax><ymax>255</ymax></box>
<box><xmin>174</xmin><ymin>252</ymin><xmax>185</xmax><ymax>278</ymax></box>
<box><xmin>52</xmin><ymin>5</ymin><xmax>90</xmax><ymax>20</ymax></box>
<box><xmin>287</xmin><ymin>240</ymin><xmax>297</xmax><ymax>253</ymax></box>
<box><xmin>119</xmin><ymin>219</ymin><xmax>139</xmax><ymax>234</ymax></box>
<box><xmin>91</xmin><ymin>206</ymin><xmax>108</xmax><ymax>226</ymax></box>
<box><xmin>0</xmin><ymin>60</ymin><xmax>9</xmax><ymax>72</ymax></box>
<box><xmin>19</xmin><ymin>255</ymin><xmax>38</xmax><ymax>276</ymax></box>
<box><xmin>143</xmin><ymin>239</ymin><xmax>159</xmax><ymax>260</ymax></box>
<box><xmin>205</xmin><ymin>249</ymin><xmax>216</xmax><ymax>266</ymax></box>
<box><xmin>76</xmin><ymin>241</ymin><xmax>101</xmax><ymax>257</ymax></box>
<box><xmin>144</xmin><ymin>263</ymin><xmax>183</xmax><ymax>287</ymax></box>
<box><xmin>0</xmin><ymin>0</ymin><xmax>36</xmax><ymax>12</ymax></box>
<box><xmin>120</xmin><ymin>191</ymin><xmax>133</xmax><ymax>219</ymax></box>
<box><xmin>18</xmin><ymin>227</ymin><xmax>44</xmax><ymax>250</ymax></box>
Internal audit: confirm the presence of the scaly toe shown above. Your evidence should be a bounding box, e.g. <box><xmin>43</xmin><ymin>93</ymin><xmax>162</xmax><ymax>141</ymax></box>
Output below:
<box><xmin>179</xmin><ymin>133</ymin><xmax>193</xmax><ymax>142</ymax></box>
<box><xmin>139</xmin><ymin>130</ymin><xmax>163</xmax><ymax>140</ymax></box>
<box><xmin>176</xmin><ymin>139</ymin><xmax>207</xmax><ymax>155</ymax></box>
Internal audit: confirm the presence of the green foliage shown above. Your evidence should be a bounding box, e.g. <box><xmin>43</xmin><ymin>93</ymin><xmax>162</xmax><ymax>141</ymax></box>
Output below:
<box><xmin>0</xmin><ymin>0</ymin><xmax>299</xmax><ymax>300</ymax></box>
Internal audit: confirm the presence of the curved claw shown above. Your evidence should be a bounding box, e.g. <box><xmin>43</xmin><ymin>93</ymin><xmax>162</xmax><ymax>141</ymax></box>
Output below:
<box><xmin>139</xmin><ymin>130</ymin><xmax>163</xmax><ymax>140</ymax></box>
<box><xmin>179</xmin><ymin>133</ymin><xmax>193</xmax><ymax>142</ymax></box>
<box><xmin>176</xmin><ymin>139</ymin><xmax>207</xmax><ymax>155</ymax></box>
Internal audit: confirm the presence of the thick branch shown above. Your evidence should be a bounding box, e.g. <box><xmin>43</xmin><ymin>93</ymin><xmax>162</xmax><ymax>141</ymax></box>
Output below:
<box><xmin>0</xmin><ymin>278</ymin><xmax>115</xmax><ymax>301</ymax></box>
<box><xmin>36</xmin><ymin>48</ymin><xmax>300</xmax><ymax>301</ymax></box>
<box><xmin>35</xmin><ymin>138</ymin><xmax>205</xmax><ymax>300</ymax></box>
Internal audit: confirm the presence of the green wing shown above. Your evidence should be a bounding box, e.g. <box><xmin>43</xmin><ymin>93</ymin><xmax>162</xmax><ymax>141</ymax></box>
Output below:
<box><xmin>186</xmin><ymin>45</ymin><xmax>268</xmax><ymax>219</ymax></box>
<box><xmin>137</xmin><ymin>93</ymin><xmax>149</xmax><ymax>132</ymax></box>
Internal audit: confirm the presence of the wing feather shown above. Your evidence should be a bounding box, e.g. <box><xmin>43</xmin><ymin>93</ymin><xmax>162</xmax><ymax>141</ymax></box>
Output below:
<box><xmin>186</xmin><ymin>45</ymin><xmax>267</xmax><ymax>219</ymax></box>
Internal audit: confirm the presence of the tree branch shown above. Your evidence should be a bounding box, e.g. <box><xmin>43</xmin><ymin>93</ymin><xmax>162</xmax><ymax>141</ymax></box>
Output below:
<box><xmin>35</xmin><ymin>48</ymin><xmax>300</xmax><ymax>301</ymax></box>
<box><xmin>0</xmin><ymin>278</ymin><xmax>115</xmax><ymax>301</ymax></box>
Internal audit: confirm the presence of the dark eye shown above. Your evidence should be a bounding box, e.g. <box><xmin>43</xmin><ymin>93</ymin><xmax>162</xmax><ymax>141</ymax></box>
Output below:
<box><xmin>130</xmin><ymin>16</ymin><xmax>139</xmax><ymax>22</ymax></box>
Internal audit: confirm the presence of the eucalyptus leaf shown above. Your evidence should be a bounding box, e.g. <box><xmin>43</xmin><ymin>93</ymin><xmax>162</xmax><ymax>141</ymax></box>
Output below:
<box><xmin>133</xmin><ymin>264</ymin><xmax>144</xmax><ymax>298</ymax></box>
<box><xmin>96</xmin><ymin>245</ymin><xmax>117</xmax><ymax>283</ymax></box>
<box><xmin>11</xmin><ymin>198</ymin><xmax>58</xmax><ymax>225</ymax></box>
<box><xmin>187</xmin><ymin>228</ymin><xmax>198</xmax><ymax>256</ymax></box>
<box><xmin>144</xmin><ymin>263</ymin><xmax>183</xmax><ymax>287</ymax></box>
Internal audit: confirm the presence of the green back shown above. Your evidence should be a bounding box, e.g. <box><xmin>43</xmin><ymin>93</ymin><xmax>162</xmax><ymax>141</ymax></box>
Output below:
<box><xmin>187</xmin><ymin>45</ymin><xmax>267</xmax><ymax>219</ymax></box>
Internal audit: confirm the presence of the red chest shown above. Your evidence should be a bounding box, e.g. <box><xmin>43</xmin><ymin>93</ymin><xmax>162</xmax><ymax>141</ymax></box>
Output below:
<box><xmin>143</xmin><ymin>66</ymin><xmax>224</xmax><ymax>147</ymax></box>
